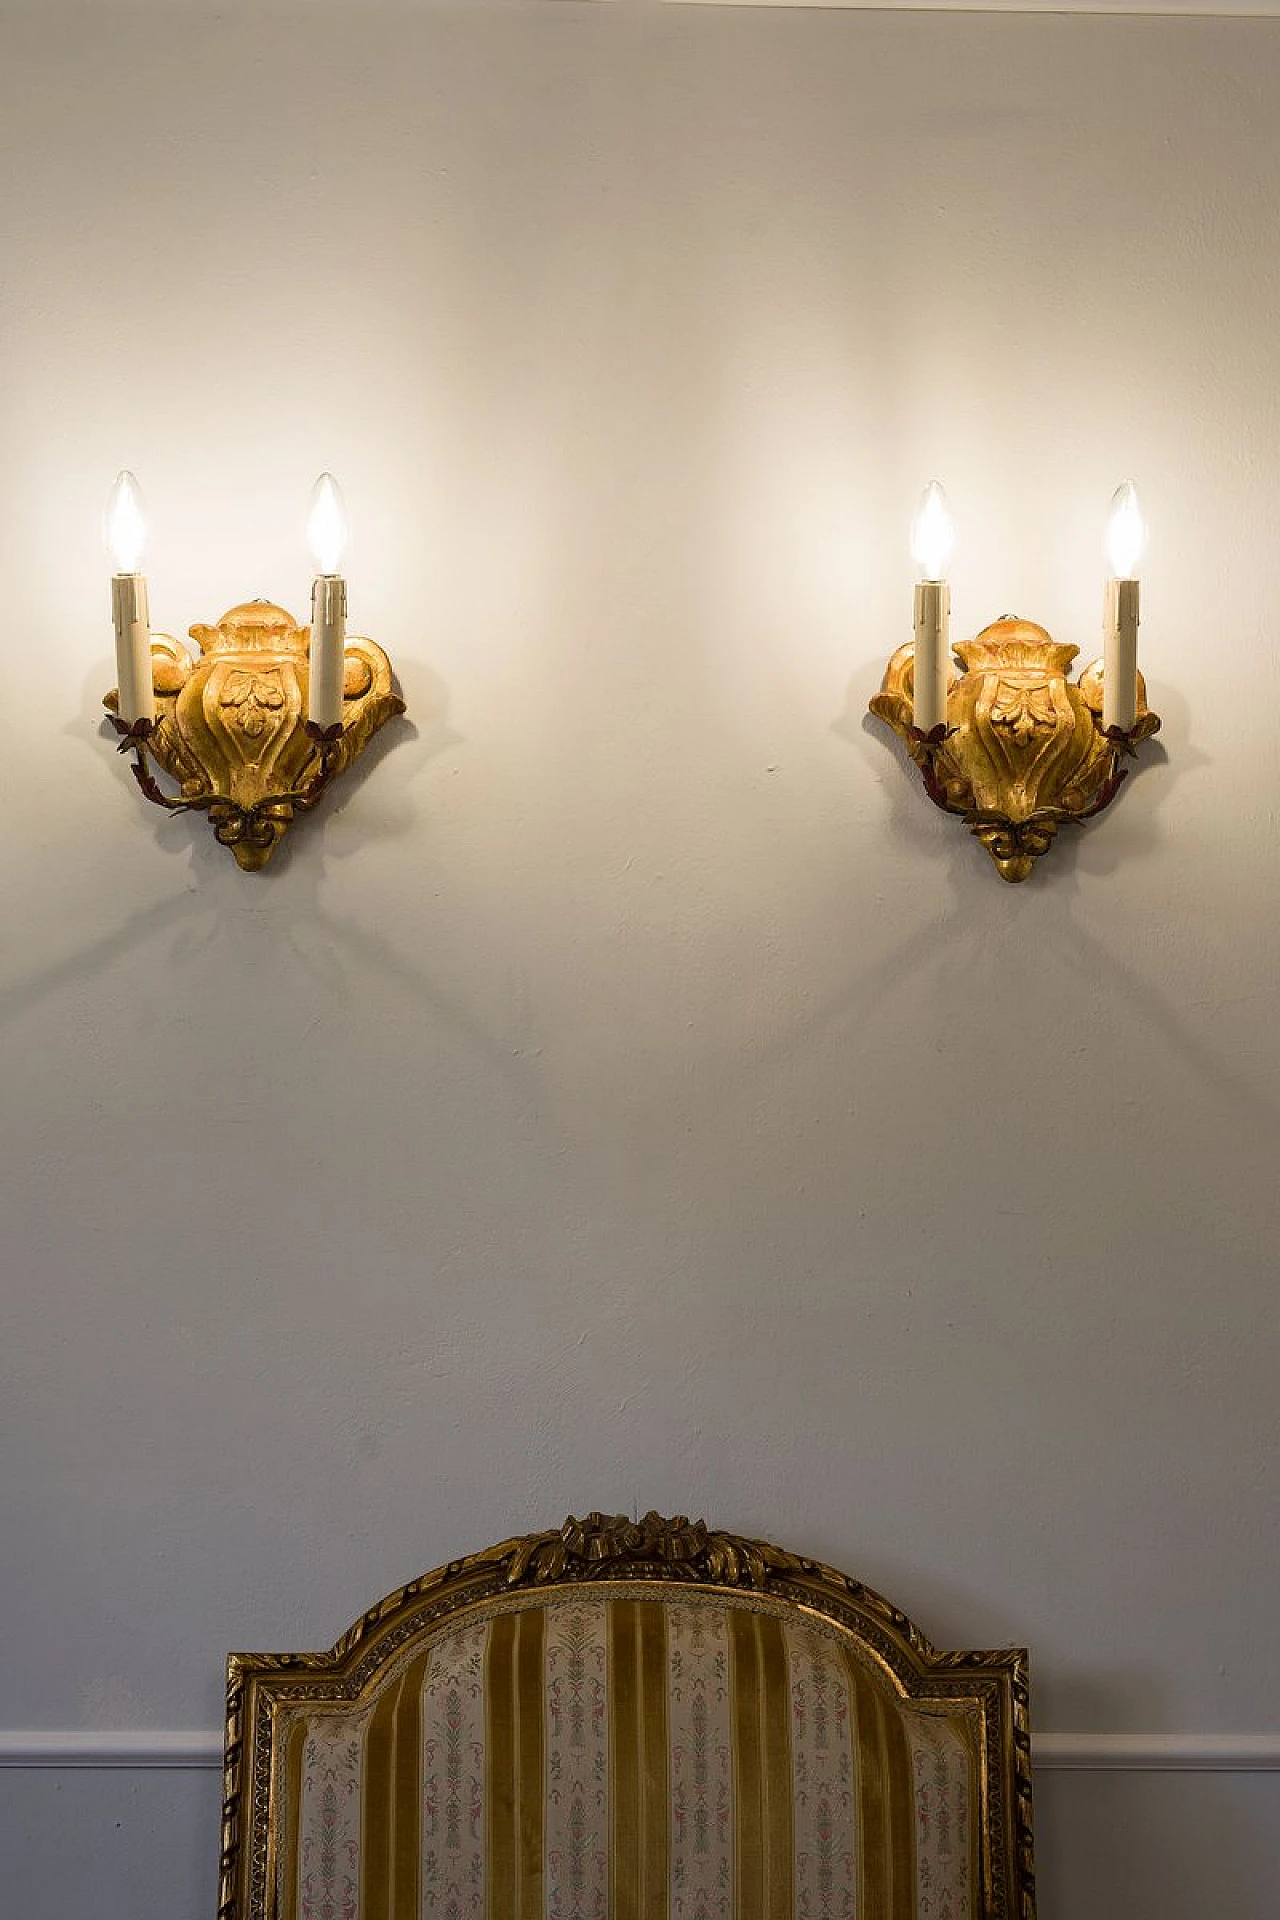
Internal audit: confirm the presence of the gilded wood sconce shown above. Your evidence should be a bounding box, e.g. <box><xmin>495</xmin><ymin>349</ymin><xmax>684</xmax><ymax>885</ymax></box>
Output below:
<box><xmin>102</xmin><ymin>473</ymin><xmax>404</xmax><ymax>869</ymax></box>
<box><xmin>870</xmin><ymin>483</ymin><xmax>1161</xmax><ymax>882</ymax></box>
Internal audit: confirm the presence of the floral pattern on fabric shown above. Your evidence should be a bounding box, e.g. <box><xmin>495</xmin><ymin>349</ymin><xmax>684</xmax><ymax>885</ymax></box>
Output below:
<box><xmin>668</xmin><ymin>1602</ymin><xmax>733</xmax><ymax>1920</ymax></box>
<box><xmin>298</xmin><ymin>1721</ymin><xmax>362</xmax><ymax>1920</ymax></box>
<box><xmin>281</xmin><ymin>1588</ymin><xmax>982</xmax><ymax>1920</ymax></box>
<box><xmin>910</xmin><ymin>1714</ymin><xmax>974</xmax><ymax>1920</ymax></box>
<box><xmin>545</xmin><ymin>1601</ymin><xmax>611</xmax><ymax>1920</ymax></box>
<box><xmin>789</xmin><ymin>1626</ymin><xmax>857</xmax><ymax>1920</ymax></box>
<box><xmin>422</xmin><ymin>1619</ymin><xmax>489</xmax><ymax>1919</ymax></box>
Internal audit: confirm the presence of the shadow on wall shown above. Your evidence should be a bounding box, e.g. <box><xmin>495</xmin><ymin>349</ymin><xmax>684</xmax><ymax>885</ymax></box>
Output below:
<box><xmin>824</xmin><ymin>671</ymin><xmax>1274</xmax><ymax>1147</ymax></box>
<box><xmin>0</xmin><ymin>656</ymin><xmax>498</xmax><ymax>1053</ymax></box>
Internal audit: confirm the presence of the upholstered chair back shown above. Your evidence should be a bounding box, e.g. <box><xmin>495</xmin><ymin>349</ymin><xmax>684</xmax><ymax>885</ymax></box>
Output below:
<box><xmin>219</xmin><ymin>1514</ymin><xmax>1035</xmax><ymax>1920</ymax></box>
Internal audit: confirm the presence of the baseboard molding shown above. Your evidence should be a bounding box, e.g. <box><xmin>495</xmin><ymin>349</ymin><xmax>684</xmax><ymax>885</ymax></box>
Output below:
<box><xmin>0</xmin><ymin>1732</ymin><xmax>222</xmax><ymax>1769</ymax></box>
<box><xmin>3</xmin><ymin>1730</ymin><xmax>1280</xmax><ymax>1772</ymax></box>
<box><xmin>1035</xmin><ymin>1734</ymin><xmax>1280</xmax><ymax>1771</ymax></box>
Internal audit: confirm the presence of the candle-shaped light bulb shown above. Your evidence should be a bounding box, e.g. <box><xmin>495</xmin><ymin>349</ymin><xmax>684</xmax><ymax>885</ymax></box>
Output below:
<box><xmin>307</xmin><ymin>472</ymin><xmax>348</xmax><ymax>730</ymax></box>
<box><xmin>307</xmin><ymin>471</ymin><xmax>348</xmax><ymax>577</ymax></box>
<box><xmin>1102</xmin><ymin>480</ymin><xmax>1145</xmax><ymax>732</ymax></box>
<box><xmin>104</xmin><ymin>470</ymin><xmax>154</xmax><ymax>725</ymax></box>
<box><xmin>104</xmin><ymin>469</ymin><xmax>148</xmax><ymax>575</ymax></box>
<box><xmin>911</xmin><ymin>479</ymin><xmax>955</xmax><ymax>583</ymax></box>
<box><xmin>910</xmin><ymin>481</ymin><xmax>953</xmax><ymax>732</ymax></box>
<box><xmin>1105</xmin><ymin>479</ymin><xmax>1146</xmax><ymax>581</ymax></box>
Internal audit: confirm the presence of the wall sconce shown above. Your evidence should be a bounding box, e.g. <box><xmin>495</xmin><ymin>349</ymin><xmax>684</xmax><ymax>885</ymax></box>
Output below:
<box><xmin>869</xmin><ymin>482</ymin><xmax>1161</xmax><ymax>882</ymax></box>
<box><xmin>102</xmin><ymin>473</ymin><xmax>405</xmax><ymax>870</ymax></box>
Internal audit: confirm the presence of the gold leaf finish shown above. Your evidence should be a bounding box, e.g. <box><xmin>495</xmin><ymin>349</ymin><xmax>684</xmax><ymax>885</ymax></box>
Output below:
<box><xmin>870</xmin><ymin>617</ymin><xmax>1160</xmax><ymax>881</ymax></box>
<box><xmin>104</xmin><ymin>602</ymin><xmax>405</xmax><ymax>869</ymax></box>
<box><xmin>218</xmin><ymin>1511</ymin><xmax>1035</xmax><ymax>1920</ymax></box>
<box><xmin>489</xmin><ymin>1508</ymin><xmax>813</xmax><ymax>1590</ymax></box>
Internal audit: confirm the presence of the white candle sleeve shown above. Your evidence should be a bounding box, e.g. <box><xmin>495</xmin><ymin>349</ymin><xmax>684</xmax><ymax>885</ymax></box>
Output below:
<box><xmin>111</xmin><ymin>573</ymin><xmax>154</xmax><ymax>726</ymax></box>
<box><xmin>1102</xmin><ymin>577</ymin><xmax>1139</xmax><ymax>732</ymax></box>
<box><xmin>912</xmin><ymin>580</ymin><xmax>949</xmax><ymax>733</ymax></box>
<box><xmin>309</xmin><ymin>575</ymin><xmax>347</xmax><ymax>730</ymax></box>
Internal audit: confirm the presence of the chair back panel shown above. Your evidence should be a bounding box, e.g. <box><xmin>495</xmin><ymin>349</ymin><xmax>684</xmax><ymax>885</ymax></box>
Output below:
<box><xmin>220</xmin><ymin>1513</ymin><xmax>1035</xmax><ymax>1920</ymax></box>
<box><xmin>278</xmin><ymin>1588</ymin><xmax>978</xmax><ymax>1920</ymax></box>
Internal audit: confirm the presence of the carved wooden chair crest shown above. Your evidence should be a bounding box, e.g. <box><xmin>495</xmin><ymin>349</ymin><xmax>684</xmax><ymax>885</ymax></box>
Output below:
<box><xmin>219</xmin><ymin>1512</ymin><xmax>1035</xmax><ymax>1918</ymax></box>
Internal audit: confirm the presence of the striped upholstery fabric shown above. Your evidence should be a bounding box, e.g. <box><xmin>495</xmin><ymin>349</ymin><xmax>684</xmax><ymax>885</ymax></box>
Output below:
<box><xmin>277</xmin><ymin>1587</ymin><xmax>979</xmax><ymax>1920</ymax></box>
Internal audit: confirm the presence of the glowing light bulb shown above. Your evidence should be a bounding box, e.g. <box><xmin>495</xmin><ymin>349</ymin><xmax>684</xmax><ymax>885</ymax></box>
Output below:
<box><xmin>911</xmin><ymin>480</ymin><xmax>955</xmax><ymax>582</ymax></box>
<box><xmin>104</xmin><ymin>470</ymin><xmax>148</xmax><ymax>574</ymax></box>
<box><xmin>1105</xmin><ymin>480</ymin><xmax>1146</xmax><ymax>581</ymax></box>
<box><xmin>307</xmin><ymin>472</ymin><xmax>348</xmax><ymax>576</ymax></box>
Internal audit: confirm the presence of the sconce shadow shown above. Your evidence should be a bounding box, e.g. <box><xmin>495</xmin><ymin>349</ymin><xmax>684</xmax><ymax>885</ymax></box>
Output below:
<box><xmin>9</xmin><ymin>656</ymin><xmax>510</xmax><ymax>1078</ymax></box>
<box><xmin>803</xmin><ymin>670</ymin><xmax>1273</xmax><ymax>1138</ymax></box>
<box><xmin>746</xmin><ymin>863</ymin><xmax>1279</xmax><ymax>1141</ymax></box>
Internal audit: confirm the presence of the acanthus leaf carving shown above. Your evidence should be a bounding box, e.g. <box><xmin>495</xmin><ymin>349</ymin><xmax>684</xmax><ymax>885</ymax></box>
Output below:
<box><xmin>870</xmin><ymin>616</ymin><xmax>1160</xmax><ymax>882</ymax></box>
<box><xmin>104</xmin><ymin>602</ymin><xmax>404</xmax><ymax>869</ymax></box>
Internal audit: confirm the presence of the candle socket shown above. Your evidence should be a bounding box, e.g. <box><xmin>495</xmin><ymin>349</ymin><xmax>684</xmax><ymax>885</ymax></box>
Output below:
<box><xmin>1102</xmin><ymin>578</ymin><xmax>1139</xmax><ymax>732</ymax></box>
<box><xmin>912</xmin><ymin>580</ymin><xmax>950</xmax><ymax>734</ymax></box>
<box><xmin>112</xmin><ymin>573</ymin><xmax>155</xmax><ymax>726</ymax></box>
<box><xmin>309</xmin><ymin>575</ymin><xmax>347</xmax><ymax>730</ymax></box>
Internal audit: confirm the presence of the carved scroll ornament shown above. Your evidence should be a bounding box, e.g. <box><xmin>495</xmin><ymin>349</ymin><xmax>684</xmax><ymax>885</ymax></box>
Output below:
<box><xmin>870</xmin><ymin>617</ymin><xmax>1160</xmax><ymax>881</ymax></box>
<box><xmin>105</xmin><ymin>601</ymin><xmax>404</xmax><ymax>869</ymax></box>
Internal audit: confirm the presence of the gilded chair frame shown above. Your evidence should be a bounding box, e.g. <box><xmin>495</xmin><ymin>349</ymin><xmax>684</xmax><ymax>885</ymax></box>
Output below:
<box><xmin>219</xmin><ymin>1511</ymin><xmax>1036</xmax><ymax>1920</ymax></box>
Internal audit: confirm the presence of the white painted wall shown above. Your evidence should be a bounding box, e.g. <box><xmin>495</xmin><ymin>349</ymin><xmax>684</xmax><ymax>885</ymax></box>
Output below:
<box><xmin>2</xmin><ymin>2</ymin><xmax>1279</xmax><ymax>1914</ymax></box>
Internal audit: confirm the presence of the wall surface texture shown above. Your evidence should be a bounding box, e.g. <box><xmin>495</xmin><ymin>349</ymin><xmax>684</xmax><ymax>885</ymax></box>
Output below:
<box><xmin>2</xmin><ymin>3</ymin><xmax>1279</xmax><ymax>1916</ymax></box>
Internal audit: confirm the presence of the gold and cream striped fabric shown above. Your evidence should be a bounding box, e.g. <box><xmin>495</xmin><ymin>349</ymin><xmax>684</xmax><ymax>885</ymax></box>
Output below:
<box><xmin>280</xmin><ymin>1591</ymin><xmax>977</xmax><ymax>1920</ymax></box>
